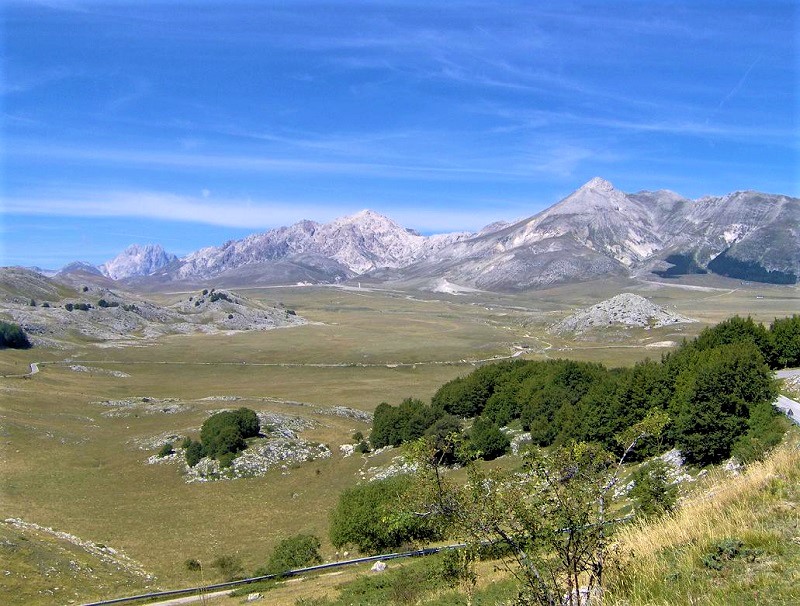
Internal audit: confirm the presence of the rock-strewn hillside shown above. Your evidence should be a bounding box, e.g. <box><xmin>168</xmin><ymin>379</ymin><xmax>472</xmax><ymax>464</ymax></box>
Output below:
<box><xmin>0</xmin><ymin>268</ymin><xmax>303</xmax><ymax>345</ymax></box>
<box><xmin>550</xmin><ymin>293</ymin><xmax>697</xmax><ymax>334</ymax></box>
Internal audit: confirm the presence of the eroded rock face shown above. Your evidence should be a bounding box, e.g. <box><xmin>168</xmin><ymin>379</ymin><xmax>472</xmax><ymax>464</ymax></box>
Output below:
<box><xmin>550</xmin><ymin>293</ymin><xmax>697</xmax><ymax>334</ymax></box>
<box><xmin>100</xmin><ymin>244</ymin><xmax>177</xmax><ymax>280</ymax></box>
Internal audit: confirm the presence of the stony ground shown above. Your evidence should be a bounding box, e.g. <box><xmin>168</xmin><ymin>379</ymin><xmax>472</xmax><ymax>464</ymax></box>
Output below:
<box><xmin>550</xmin><ymin>292</ymin><xmax>697</xmax><ymax>334</ymax></box>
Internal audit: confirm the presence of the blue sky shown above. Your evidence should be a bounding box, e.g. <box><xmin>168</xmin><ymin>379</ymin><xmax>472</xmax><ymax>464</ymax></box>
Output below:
<box><xmin>2</xmin><ymin>1</ymin><xmax>797</xmax><ymax>268</ymax></box>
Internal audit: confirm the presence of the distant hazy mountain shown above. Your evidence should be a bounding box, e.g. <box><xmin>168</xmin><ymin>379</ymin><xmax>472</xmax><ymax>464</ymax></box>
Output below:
<box><xmin>155</xmin><ymin>209</ymin><xmax>470</xmax><ymax>283</ymax></box>
<box><xmin>98</xmin><ymin>179</ymin><xmax>798</xmax><ymax>289</ymax></box>
<box><xmin>58</xmin><ymin>261</ymin><xmax>105</xmax><ymax>276</ymax></box>
<box><xmin>100</xmin><ymin>244</ymin><xmax>178</xmax><ymax>280</ymax></box>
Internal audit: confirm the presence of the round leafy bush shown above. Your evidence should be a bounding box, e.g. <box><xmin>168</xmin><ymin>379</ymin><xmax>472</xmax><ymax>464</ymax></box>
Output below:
<box><xmin>0</xmin><ymin>321</ymin><xmax>31</xmax><ymax>349</ymax></box>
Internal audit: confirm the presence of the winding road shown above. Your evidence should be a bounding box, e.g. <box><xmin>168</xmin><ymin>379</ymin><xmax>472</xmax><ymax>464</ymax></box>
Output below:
<box><xmin>775</xmin><ymin>368</ymin><xmax>800</xmax><ymax>424</ymax></box>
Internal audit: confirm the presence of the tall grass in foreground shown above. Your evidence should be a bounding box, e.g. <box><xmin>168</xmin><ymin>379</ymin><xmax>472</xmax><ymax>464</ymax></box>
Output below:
<box><xmin>607</xmin><ymin>431</ymin><xmax>800</xmax><ymax>606</ymax></box>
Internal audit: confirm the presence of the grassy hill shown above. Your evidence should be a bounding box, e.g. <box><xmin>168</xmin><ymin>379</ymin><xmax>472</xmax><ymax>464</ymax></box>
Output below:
<box><xmin>606</xmin><ymin>429</ymin><xmax>800</xmax><ymax>605</ymax></box>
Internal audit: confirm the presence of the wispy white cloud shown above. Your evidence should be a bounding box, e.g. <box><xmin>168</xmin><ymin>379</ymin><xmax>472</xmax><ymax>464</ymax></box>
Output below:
<box><xmin>9</xmin><ymin>140</ymin><xmax>582</xmax><ymax>181</ymax></box>
<box><xmin>471</xmin><ymin>105</ymin><xmax>795</xmax><ymax>143</ymax></box>
<box><xmin>3</xmin><ymin>188</ymin><xmax>522</xmax><ymax>234</ymax></box>
<box><xmin>3</xmin><ymin>190</ymin><xmax>336</xmax><ymax>229</ymax></box>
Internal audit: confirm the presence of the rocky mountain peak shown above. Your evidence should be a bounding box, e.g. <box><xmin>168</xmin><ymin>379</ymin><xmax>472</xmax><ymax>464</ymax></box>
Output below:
<box><xmin>101</xmin><ymin>244</ymin><xmax>177</xmax><ymax>280</ymax></box>
<box><xmin>581</xmin><ymin>176</ymin><xmax>615</xmax><ymax>192</ymax></box>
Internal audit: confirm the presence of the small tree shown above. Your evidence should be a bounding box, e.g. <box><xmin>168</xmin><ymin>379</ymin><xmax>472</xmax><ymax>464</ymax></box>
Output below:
<box><xmin>329</xmin><ymin>475</ymin><xmax>440</xmax><ymax>554</ymax></box>
<box><xmin>403</xmin><ymin>410</ymin><xmax>668</xmax><ymax>605</ymax></box>
<box><xmin>185</xmin><ymin>439</ymin><xmax>205</xmax><ymax>467</ymax></box>
<box><xmin>466</xmin><ymin>416</ymin><xmax>510</xmax><ymax>460</ymax></box>
<box><xmin>264</xmin><ymin>534</ymin><xmax>323</xmax><ymax>576</ymax></box>
<box><xmin>628</xmin><ymin>460</ymin><xmax>677</xmax><ymax>518</ymax></box>
<box><xmin>0</xmin><ymin>321</ymin><xmax>31</xmax><ymax>349</ymax></box>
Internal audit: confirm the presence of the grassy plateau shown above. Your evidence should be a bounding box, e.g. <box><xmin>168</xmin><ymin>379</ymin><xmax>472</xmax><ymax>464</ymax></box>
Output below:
<box><xmin>1</xmin><ymin>277</ymin><xmax>798</xmax><ymax>605</ymax></box>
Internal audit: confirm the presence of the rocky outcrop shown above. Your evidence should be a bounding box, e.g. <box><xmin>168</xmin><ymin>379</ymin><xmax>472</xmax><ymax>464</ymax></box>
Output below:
<box><xmin>550</xmin><ymin>293</ymin><xmax>697</xmax><ymax>334</ymax></box>
<box><xmin>0</xmin><ymin>269</ymin><xmax>304</xmax><ymax>345</ymax></box>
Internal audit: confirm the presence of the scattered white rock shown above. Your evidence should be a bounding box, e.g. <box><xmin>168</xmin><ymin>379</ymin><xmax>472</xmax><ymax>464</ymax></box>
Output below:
<box><xmin>660</xmin><ymin>449</ymin><xmax>685</xmax><ymax>468</ymax></box>
<box><xmin>510</xmin><ymin>433</ymin><xmax>533</xmax><ymax>455</ymax></box>
<box><xmin>180</xmin><ymin>438</ymin><xmax>332</xmax><ymax>483</ymax></box>
<box><xmin>97</xmin><ymin>397</ymin><xmax>189</xmax><ymax>417</ymax></box>
<box><xmin>339</xmin><ymin>444</ymin><xmax>356</xmax><ymax>457</ymax></box>
<box><xmin>246</xmin><ymin>592</ymin><xmax>263</xmax><ymax>602</ymax></box>
<box><xmin>69</xmin><ymin>365</ymin><xmax>130</xmax><ymax>378</ymax></box>
<box><xmin>550</xmin><ymin>293</ymin><xmax>697</xmax><ymax>334</ymax></box>
<box><xmin>366</xmin><ymin>456</ymin><xmax>418</xmax><ymax>481</ymax></box>
<box><xmin>370</xmin><ymin>561</ymin><xmax>387</xmax><ymax>572</ymax></box>
<box><xmin>723</xmin><ymin>457</ymin><xmax>744</xmax><ymax>475</ymax></box>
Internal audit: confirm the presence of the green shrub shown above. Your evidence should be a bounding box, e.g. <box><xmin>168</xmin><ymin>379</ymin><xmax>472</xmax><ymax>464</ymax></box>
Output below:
<box><xmin>264</xmin><ymin>534</ymin><xmax>322</xmax><ymax>576</ymax></box>
<box><xmin>701</xmin><ymin>537</ymin><xmax>762</xmax><ymax>570</ymax></box>
<box><xmin>0</xmin><ymin>321</ymin><xmax>31</xmax><ymax>349</ymax></box>
<box><xmin>184</xmin><ymin>440</ymin><xmax>205</xmax><ymax>467</ymax></box>
<box><xmin>218</xmin><ymin>451</ymin><xmax>237</xmax><ymax>468</ymax></box>
<box><xmin>629</xmin><ymin>460</ymin><xmax>677</xmax><ymax>518</ymax></box>
<box><xmin>465</xmin><ymin>416</ymin><xmax>509</xmax><ymax>461</ymax></box>
<box><xmin>198</xmin><ymin>408</ymin><xmax>260</xmax><ymax>463</ymax></box>
<box><xmin>157</xmin><ymin>442</ymin><xmax>174</xmax><ymax>458</ymax></box>
<box><xmin>329</xmin><ymin>475</ymin><xmax>440</xmax><ymax>554</ymax></box>
<box><xmin>211</xmin><ymin>554</ymin><xmax>243</xmax><ymax>581</ymax></box>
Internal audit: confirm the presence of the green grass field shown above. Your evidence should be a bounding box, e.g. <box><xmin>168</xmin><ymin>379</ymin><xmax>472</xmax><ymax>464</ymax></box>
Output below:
<box><xmin>1</xmin><ymin>280</ymin><xmax>797</xmax><ymax>604</ymax></box>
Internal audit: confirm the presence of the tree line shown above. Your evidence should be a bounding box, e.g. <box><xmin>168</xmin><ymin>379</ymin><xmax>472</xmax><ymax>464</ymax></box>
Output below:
<box><xmin>369</xmin><ymin>315</ymin><xmax>798</xmax><ymax>466</ymax></box>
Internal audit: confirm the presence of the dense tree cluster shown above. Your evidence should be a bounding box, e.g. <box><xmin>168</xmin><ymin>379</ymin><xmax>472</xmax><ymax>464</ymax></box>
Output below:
<box><xmin>369</xmin><ymin>315</ymin><xmax>797</xmax><ymax>466</ymax></box>
<box><xmin>183</xmin><ymin>408</ymin><xmax>260</xmax><ymax>467</ymax></box>
<box><xmin>707</xmin><ymin>253</ymin><xmax>797</xmax><ymax>284</ymax></box>
<box><xmin>329</xmin><ymin>475</ymin><xmax>441</xmax><ymax>554</ymax></box>
<box><xmin>0</xmin><ymin>320</ymin><xmax>31</xmax><ymax>349</ymax></box>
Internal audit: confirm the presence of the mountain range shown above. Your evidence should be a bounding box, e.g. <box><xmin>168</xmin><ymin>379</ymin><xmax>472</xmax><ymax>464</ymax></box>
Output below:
<box><xmin>46</xmin><ymin>178</ymin><xmax>800</xmax><ymax>291</ymax></box>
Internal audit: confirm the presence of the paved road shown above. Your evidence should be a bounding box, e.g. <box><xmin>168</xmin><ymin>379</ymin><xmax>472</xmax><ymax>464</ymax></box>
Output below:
<box><xmin>0</xmin><ymin>362</ymin><xmax>39</xmax><ymax>378</ymax></box>
<box><xmin>776</xmin><ymin>368</ymin><xmax>800</xmax><ymax>424</ymax></box>
<box><xmin>144</xmin><ymin>589</ymin><xmax>231</xmax><ymax>606</ymax></box>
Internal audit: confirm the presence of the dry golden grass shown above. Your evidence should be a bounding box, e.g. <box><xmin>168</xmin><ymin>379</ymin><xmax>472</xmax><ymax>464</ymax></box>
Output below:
<box><xmin>607</xmin><ymin>431</ymin><xmax>800</xmax><ymax>605</ymax></box>
<box><xmin>2</xmin><ymin>282</ymin><xmax>798</xmax><ymax>605</ymax></box>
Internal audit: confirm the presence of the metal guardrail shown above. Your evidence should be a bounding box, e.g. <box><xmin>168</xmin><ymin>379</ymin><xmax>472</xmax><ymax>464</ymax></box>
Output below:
<box><xmin>79</xmin><ymin>543</ymin><xmax>466</xmax><ymax>606</ymax></box>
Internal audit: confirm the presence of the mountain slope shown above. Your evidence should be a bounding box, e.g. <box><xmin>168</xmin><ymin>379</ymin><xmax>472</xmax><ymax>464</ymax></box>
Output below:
<box><xmin>376</xmin><ymin>179</ymin><xmax>798</xmax><ymax>290</ymax></box>
<box><xmin>163</xmin><ymin>210</ymin><xmax>470</xmax><ymax>283</ymax></box>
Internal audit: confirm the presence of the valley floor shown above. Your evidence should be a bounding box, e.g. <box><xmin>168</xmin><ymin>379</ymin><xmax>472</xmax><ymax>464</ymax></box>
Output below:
<box><xmin>1</xmin><ymin>279</ymin><xmax>798</xmax><ymax>605</ymax></box>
